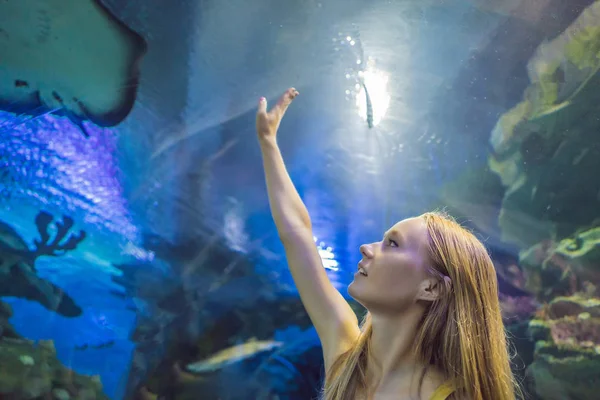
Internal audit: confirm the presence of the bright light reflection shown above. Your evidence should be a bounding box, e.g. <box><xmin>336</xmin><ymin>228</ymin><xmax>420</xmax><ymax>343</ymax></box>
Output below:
<box><xmin>355</xmin><ymin>62</ymin><xmax>391</xmax><ymax>127</ymax></box>
<box><xmin>314</xmin><ymin>236</ymin><xmax>339</xmax><ymax>271</ymax></box>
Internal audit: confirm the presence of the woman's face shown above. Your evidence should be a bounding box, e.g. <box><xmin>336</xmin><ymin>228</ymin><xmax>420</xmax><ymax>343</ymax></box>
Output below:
<box><xmin>348</xmin><ymin>217</ymin><xmax>437</xmax><ymax>313</ymax></box>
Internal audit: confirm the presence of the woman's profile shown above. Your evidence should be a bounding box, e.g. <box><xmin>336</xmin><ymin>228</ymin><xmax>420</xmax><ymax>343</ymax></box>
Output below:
<box><xmin>255</xmin><ymin>88</ymin><xmax>520</xmax><ymax>400</ymax></box>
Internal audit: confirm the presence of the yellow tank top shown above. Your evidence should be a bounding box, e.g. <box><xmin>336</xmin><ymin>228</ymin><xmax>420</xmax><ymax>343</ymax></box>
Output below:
<box><xmin>428</xmin><ymin>380</ymin><xmax>455</xmax><ymax>400</ymax></box>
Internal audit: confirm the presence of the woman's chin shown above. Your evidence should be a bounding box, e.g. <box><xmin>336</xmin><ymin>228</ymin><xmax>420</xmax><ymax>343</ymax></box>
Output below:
<box><xmin>347</xmin><ymin>278</ymin><xmax>362</xmax><ymax>299</ymax></box>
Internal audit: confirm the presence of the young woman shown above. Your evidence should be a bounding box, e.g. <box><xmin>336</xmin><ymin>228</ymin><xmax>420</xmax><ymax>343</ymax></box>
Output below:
<box><xmin>255</xmin><ymin>88</ymin><xmax>519</xmax><ymax>400</ymax></box>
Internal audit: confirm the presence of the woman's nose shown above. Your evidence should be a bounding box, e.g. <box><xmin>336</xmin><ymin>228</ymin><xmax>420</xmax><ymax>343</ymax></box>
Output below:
<box><xmin>360</xmin><ymin>244</ymin><xmax>374</xmax><ymax>259</ymax></box>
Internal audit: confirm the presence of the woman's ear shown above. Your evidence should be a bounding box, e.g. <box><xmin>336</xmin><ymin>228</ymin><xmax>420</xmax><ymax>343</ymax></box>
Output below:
<box><xmin>417</xmin><ymin>276</ymin><xmax>452</xmax><ymax>302</ymax></box>
<box><xmin>417</xmin><ymin>278</ymin><xmax>441</xmax><ymax>302</ymax></box>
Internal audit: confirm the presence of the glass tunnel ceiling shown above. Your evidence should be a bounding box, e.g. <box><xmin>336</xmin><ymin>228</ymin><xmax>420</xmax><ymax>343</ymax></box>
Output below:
<box><xmin>1</xmin><ymin>0</ymin><xmax>599</xmax><ymax>399</ymax></box>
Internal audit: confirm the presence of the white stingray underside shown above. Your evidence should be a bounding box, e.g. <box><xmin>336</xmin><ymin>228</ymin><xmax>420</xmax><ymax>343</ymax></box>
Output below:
<box><xmin>0</xmin><ymin>0</ymin><xmax>147</xmax><ymax>126</ymax></box>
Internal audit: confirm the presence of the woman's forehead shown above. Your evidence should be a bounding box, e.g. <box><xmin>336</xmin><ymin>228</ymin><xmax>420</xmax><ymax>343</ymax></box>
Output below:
<box><xmin>387</xmin><ymin>218</ymin><xmax>428</xmax><ymax>245</ymax></box>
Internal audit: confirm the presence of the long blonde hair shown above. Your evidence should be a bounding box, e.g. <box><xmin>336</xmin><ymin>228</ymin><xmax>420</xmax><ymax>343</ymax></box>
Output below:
<box><xmin>322</xmin><ymin>211</ymin><xmax>520</xmax><ymax>400</ymax></box>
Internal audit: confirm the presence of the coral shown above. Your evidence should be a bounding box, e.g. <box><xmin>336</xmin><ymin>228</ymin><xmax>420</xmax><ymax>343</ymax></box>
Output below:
<box><xmin>520</xmin><ymin>226</ymin><xmax>600</xmax><ymax>300</ymax></box>
<box><xmin>554</xmin><ymin>226</ymin><xmax>600</xmax><ymax>284</ymax></box>
<box><xmin>0</xmin><ymin>338</ymin><xmax>110</xmax><ymax>399</ymax></box>
<box><xmin>31</xmin><ymin>211</ymin><xmax>86</xmax><ymax>260</ymax></box>
<box><xmin>484</xmin><ymin>3</ymin><xmax>600</xmax><ymax>397</ymax></box>
<box><xmin>0</xmin><ymin>300</ymin><xmax>109</xmax><ymax>399</ymax></box>
<box><xmin>499</xmin><ymin>293</ymin><xmax>539</xmax><ymax>323</ymax></box>
<box><xmin>488</xmin><ymin>0</ymin><xmax>600</xmax><ymax>250</ymax></box>
<box><xmin>0</xmin><ymin>211</ymin><xmax>84</xmax><ymax>317</ymax></box>
<box><xmin>527</xmin><ymin>294</ymin><xmax>600</xmax><ymax>400</ymax></box>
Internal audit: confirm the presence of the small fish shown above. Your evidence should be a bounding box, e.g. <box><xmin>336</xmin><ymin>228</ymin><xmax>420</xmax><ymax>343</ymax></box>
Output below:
<box><xmin>185</xmin><ymin>338</ymin><xmax>283</xmax><ymax>374</ymax></box>
<box><xmin>75</xmin><ymin>339</ymin><xmax>115</xmax><ymax>351</ymax></box>
<box><xmin>359</xmin><ymin>75</ymin><xmax>374</xmax><ymax>129</ymax></box>
<box><xmin>352</xmin><ymin>31</ymin><xmax>374</xmax><ymax>129</ymax></box>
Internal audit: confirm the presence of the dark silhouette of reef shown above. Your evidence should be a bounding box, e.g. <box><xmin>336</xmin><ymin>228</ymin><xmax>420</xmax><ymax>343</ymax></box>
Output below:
<box><xmin>0</xmin><ymin>211</ymin><xmax>85</xmax><ymax>317</ymax></box>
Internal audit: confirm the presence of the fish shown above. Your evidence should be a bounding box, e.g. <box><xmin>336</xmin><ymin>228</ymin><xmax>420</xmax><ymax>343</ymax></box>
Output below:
<box><xmin>359</xmin><ymin>74</ymin><xmax>374</xmax><ymax>129</ymax></box>
<box><xmin>0</xmin><ymin>0</ymin><xmax>147</xmax><ymax>136</ymax></box>
<box><xmin>349</xmin><ymin>31</ymin><xmax>375</xmax><ymax>129</ymax></box>
<box><xmin>75</xmin><ymin>340</ymin><xmax>115</xmax><ymax>351</ymax></box>
<box><xmin>185</xmin><ymin>338</ymin><xmax>283</xmax><ymax>374</ymax></box>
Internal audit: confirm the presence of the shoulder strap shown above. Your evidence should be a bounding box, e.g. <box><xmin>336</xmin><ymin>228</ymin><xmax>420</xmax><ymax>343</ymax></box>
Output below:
<box><xmin>428</xmin><ymin>380</ymin><xmax>455</xmax><ymax>400</ymax></box>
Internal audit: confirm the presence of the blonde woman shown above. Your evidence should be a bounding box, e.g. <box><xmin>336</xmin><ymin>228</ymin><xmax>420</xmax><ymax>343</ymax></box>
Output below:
<box><xmin>255</xmin><ymin>88</ymin><xmax>519</xmax><ymax>400</ymax></box>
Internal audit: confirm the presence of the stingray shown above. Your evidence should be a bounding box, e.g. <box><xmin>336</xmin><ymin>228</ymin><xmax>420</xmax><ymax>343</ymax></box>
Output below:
<box><xmin>0</xmin><ymin>0</ymin><xmax>147</xmax><ymax>136</ymax></box>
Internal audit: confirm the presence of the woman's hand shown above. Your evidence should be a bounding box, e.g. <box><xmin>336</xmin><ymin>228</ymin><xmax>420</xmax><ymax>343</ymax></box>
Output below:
<box><xmin>256</xmin><ymin>87</ymin><xmax>299</xmax><ymax>142</ymax></box>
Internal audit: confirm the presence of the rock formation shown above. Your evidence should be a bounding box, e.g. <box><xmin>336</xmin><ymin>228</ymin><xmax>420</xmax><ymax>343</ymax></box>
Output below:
<box><xmin>0</xmin><ymin>300</ymin><xmax>110</xmax><ymax>399</ymax></box>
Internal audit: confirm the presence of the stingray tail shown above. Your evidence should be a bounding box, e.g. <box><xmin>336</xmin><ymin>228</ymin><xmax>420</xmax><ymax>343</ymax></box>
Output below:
<box><xmin>62</xmin><ymin>108</ymin><xmax>91</xmax><ymax>138</ymax></box>
<box><xmin>0</xmin><ymin>106</ymin><xmax>61</xmax><ymax>130</ymax></box>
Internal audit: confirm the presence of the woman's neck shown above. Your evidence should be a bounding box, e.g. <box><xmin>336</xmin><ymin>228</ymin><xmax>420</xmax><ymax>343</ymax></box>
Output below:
<box><xmin>367</xmin><ymin>306</ymin><xmax>426</xmax><ymax>389</ymax></box>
